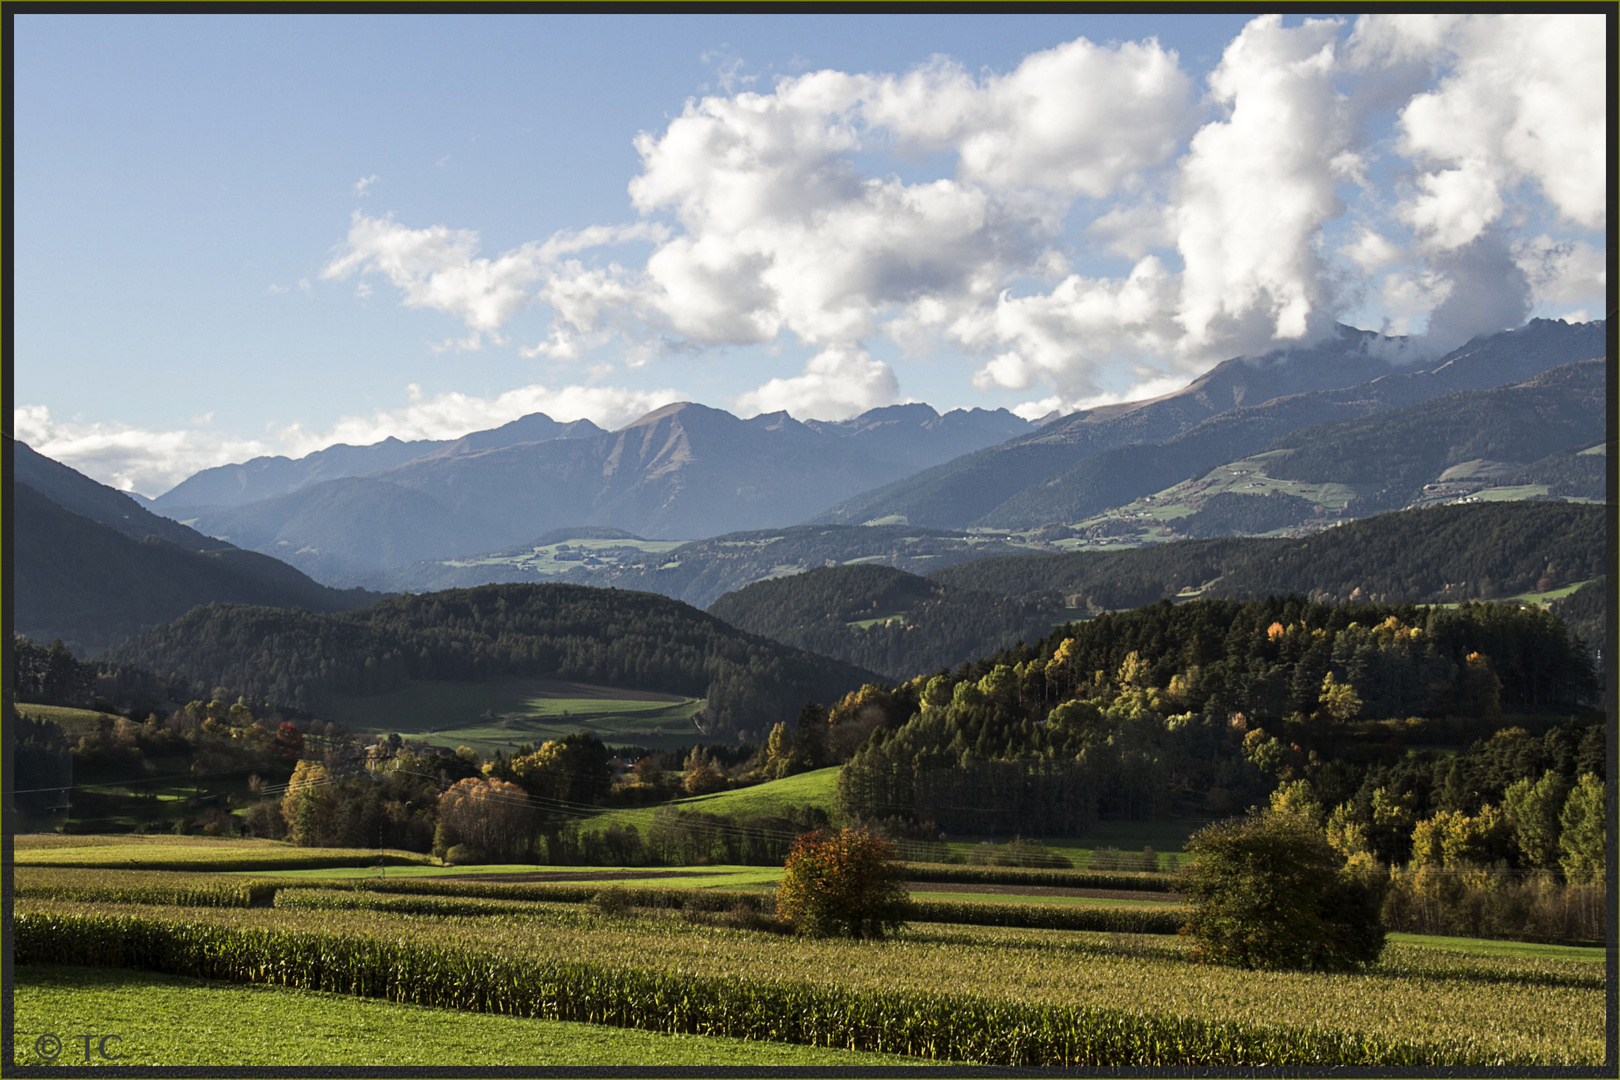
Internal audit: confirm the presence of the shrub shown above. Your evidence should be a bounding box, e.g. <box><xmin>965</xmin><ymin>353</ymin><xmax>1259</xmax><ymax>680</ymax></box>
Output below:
<box><xmin>775</xmin><ymin>828</ymin><xmax>910</xmax><ymax>939</ymax></box>
<box><xmin>443</xmin><ymin>844</ymin><xmax>485</xmax><ymax>865</ymax></box>
<box><xmin>1179</xmin><ymin>810</ymin><xmax>1387</xmax><ymax>971</ymax></box>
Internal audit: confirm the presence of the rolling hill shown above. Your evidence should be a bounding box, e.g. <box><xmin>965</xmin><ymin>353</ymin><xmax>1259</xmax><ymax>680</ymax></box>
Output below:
<box><xmin>102</xmin><ymin>582</ymin><xmax>882</xmax><ymax>740</ymax></box>
<box><xmin>705</xmin><ymin>502</ymin><xmax>1608</xmax><ymax>682</ymax></box>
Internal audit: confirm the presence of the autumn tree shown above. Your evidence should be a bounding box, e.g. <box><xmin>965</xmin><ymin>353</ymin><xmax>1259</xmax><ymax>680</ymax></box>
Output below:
<box><xmin>774</xmin><ymin>828</ymin><xmax>910</xmax><ymax>939</ymax></box>
<box><xmin>1180</xmin><ymin>809</ymin><xmax>1386</xmax><ymax>971</ymax></box>
<box><xmin>435</xmin><ymin>776</ymin><xmax>537</xmax><ymax>863</ymax></box>
<box><xmin>280</xmin><ymin>760</ymin><xmax>337</xmax><ymax>846</ymax></box>
<box><xmin>682</xmin><ymin>746</ymin><xmax>727</xmax><ymax>796</ymax></box>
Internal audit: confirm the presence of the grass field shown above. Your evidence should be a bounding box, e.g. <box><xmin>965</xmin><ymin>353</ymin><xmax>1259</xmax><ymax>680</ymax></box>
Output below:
<box><xmin>13</xmin><ymin>834</ymin><xmax>436</xmax><ymax>870</ymax></box>
<box><xmin>586</xmin><ymin>766</ymin><xmax>845</xmax><ymax>834</ymax></box>
<box><xmin>15</xmin><ymin>704</ymin><xmax>124</xmax><ymax>736</ymax></box>
<box><xmin>11</xmin><ymin>964</ymin><xmax>928</xmax><ymax>1068</ymax></box>
<box><xmin>318</xmin><ymin>677</ymin><xmax>706</xmax><ymax>754</ymax></box>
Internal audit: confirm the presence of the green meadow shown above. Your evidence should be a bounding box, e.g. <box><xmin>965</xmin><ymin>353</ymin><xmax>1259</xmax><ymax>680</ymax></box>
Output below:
<box><xmin>319</xmin><ymin>677</ymin><xmax>706</xmax><ymax>754</ymax></box>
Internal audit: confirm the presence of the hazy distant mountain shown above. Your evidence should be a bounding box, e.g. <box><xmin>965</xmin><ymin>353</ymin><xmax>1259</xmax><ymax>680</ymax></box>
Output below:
<box><xmin>153</xmin><ymin>413</ymin><xmax>605</xmax><ymax>511</ymax></box>
<box><xmin>170</xmin><ymin>476</ymin><xmax>506</xmax><ymax>579</ymax></box>
<box><xmin>813</xmin><ymin>319</ymin><xmax>1607</xmax><ymax>530</ymax></box>
<box><xmin>153</xmin><ymin>401</ymin><xmax>1036</xmax><ymax>582</ymax></box>
<box><xmin>11</xmin><ymin>444</ymin><xmax>378</xmax><ymax>653</ymax></box>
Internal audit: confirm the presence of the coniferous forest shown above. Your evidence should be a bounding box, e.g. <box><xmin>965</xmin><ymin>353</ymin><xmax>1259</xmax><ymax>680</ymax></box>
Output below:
<box><xmin>101</xmin><ymin>583</ymin><xmax>878</xmax><ymax>736</ymax></box>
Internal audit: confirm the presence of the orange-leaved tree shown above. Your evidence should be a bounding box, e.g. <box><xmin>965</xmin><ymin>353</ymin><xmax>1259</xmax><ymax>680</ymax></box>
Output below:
<box><xmin>774</xmin><ymin>827</ymin><xmax>910</xmax><ymax>938</ymax></box>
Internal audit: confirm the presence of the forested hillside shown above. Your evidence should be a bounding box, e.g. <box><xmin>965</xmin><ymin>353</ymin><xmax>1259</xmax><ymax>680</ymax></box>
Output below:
<box><xmin>708</xmin><ymin>565</ymin><xmax>1057</xmax><ymax>681</ymax></box>
<box><xmin>838</xmin><ymin>597</ymin><xmax>1599</xmax><ymax>835</ymax></box>
<box><xmin>935</xmin><ymin>503</ymin><xmax>1607</xmax><ymax>610</ymax></box>
<box><xmin>1262</xmin><ymin>359</ymin><xmax>1606</xmax><ymax>514</ymax></box>
<box><xmin>13</xmin><ymin>483</ymin><xmax>378</xmax><ymax>655</ymax></box>
<box><xmin>102</xmin><ymin>583</ymin><xmax>878</xmax><ymax>738</ymax></box>
<box><xmin>703</xmin><ymin>503</ymin><xmax>1606</xmax><ymax>682</ymax></box>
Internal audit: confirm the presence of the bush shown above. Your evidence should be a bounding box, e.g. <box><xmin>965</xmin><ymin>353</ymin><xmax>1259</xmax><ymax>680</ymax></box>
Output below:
<box><xmin>775</xmin><ymin>828</ymin><xmax>910</xmax><ymax>939</ymax></box>
<box><xmin>443</xmin><ymin>844</ymin><xmax>485</xmax><ymax>866</ymax></box>
<box><xmin>1179</xmin><ymin>810</ymin><xmax>1387</xmax><ymax>971</ymax></box>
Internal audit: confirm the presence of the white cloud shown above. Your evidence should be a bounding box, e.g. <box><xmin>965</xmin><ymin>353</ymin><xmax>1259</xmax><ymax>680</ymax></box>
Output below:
<box><xmin>1377</xmin><ymin>268</ymin><xmax>1454</xmax><ymax>336</ymax></box>
<box><xmin>733</xmin><ymin>345</ymin><xmax>899</xmax><ymax>420</ymax></box>
<box><xmin>354</xmin><ymin>174</ymin><xmax>380</xmax><ymax>196</ymax></box>
<box><xmin>864</xmin><ymin>36</ymin><xmax>1194</xmax><ymax>196</ymax></box>
<box><xmin>323</xmin><ymin>214</ymin><xmax>668</xmax><ymax>342</ymax></box>
<box><xmin>15</xmin><ymin>382</ymin><xmax>687</xmax><ymax>497</ymax></box>
<box><xmin>14</xmin><ymin>405</ymin><xmax>276</xmax><ymax>497</ymax></box>
<box><xmin>957</xmin><ymin>256</ymin><xmax>1181</xmax><ymax>400</ymax></box>
<box><xmin>1341</xmin><ymin>228</ymin><xmax>1403</xmax><ymax>273</ymax></box>
<box><xmin>322</xmin><ymin>212</ymin><xmax>545</xmax><ymax>332</ymax></box>
<box><xmin>1172</xmin><ymin>15</ymin><xmax>1350</xmax><ymax>354</ymax></box>
<box><xmin>1382</xmin><ymin>13</ymin><xmax>1606</xmax><ymax>248</ymax></box>
<box><xmin>317</xmin><ymin>19</ymin><xmax>1603</xmax><ymax>417</ymax></box>
<box><xmin>1514</xmin><ymin>235</ymin><xmax>1607</xmax><ymax>309</ymax></box>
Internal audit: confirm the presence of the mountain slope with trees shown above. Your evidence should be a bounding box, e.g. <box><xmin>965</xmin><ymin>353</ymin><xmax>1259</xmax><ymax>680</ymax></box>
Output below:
<box><xmin>11</xmin><ymin>447</ymin><xmax>379</xmax><ymax>654</ymax></box>
<box><xmin>102</xmin><ymin>582</ymin><xmax>880</xmax><ymax>740</ymax></box>
<box><xmin>704</xmin><ymin>503</ymin><xmax>1607</xmax><ymax>682</ymax></box>
<box><xmin>935</xmin><ymin>502</ymin><xmax>1608</xmax><ymax>610</ymax></box>
<box><xmin>815</xmin><ymin>319</ymin><xmax>1605</xmax><ymax>530</ymax></box>
<box><xmin>709</xmin><ymin>564</ymin><xmax>1058</xmax><ymax>682</ymax></box>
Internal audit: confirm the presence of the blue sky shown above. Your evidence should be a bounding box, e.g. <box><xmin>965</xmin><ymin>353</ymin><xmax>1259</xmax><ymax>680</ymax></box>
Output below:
<box><xmin>13</xmin><ymin>12</ymin><xmax>1608</xmax><ymax>496</ymax></box>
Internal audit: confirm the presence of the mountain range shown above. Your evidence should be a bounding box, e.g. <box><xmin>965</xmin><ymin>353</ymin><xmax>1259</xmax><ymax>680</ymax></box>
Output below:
<box><xmin>12</xmin><ymin>316</ymin><xmax>1607</xmax><ymax>660</ymax></box>
<box><xmin>144</xmin><ymin>318</ymin><xmax>1606</xmax><ymax>589</ymax></box>
<box><xmin>814</xmin><ymin>318</ymin><xmax>1607</xmax><ymax>529</ymax></box>
<box><xmin>154</xmin><ymin>402</ymin><xmax>1036</xmax><ymax>579</ymax></box>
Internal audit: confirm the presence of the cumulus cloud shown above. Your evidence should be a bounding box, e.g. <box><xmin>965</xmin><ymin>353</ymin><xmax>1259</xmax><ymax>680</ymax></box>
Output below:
<box><xmin>354</xmin><ymin>174</ymin><xmax>380</xmax><ymax>196</ymax></box>
<box><xmin>1172</xmin><ymin>15</ymin><xmax>1349</xmax><ymax>354</ymax></box>
<box><xmin>733</xmin><ymin>346</ymin><xmax>900</xmax><ymax>420</ymax></box>
<box><xmin>1377</xmin><ymin>13</ymin><xmax>1606</xmax><ymax>248</ymax></box>
<box><xmin>1514</xmin><ymin>235</ymin><xmax>1607</xmax><ymax>310</ymax></box>
<box><xmin>863</xmin><ymin>37</ymin><xmax>1195</xmax><ymax>196</ymax></box>
<box><xmin>322</xmin><ymin>212</ymin><xmax>545</xmax><ymax>332</ymax></box>
<box><xmin>958</xmin><ymin>256</ymin><xmax>1181</xmax><ymax>401</ymax></box>
<box><xmin>1420</xmin><ymin>232</ymin><xmax>1532</xmax><ymax>352</ymax></box>
<box><xmin>319</xmin><ymin>16</ymin><xmax>1601</xmax><ymax>418</ymax></box>
<box><xmin>1341</xmin><ymin>228</ymin><xmax>1404</xmax><ymax>273</ymax></box>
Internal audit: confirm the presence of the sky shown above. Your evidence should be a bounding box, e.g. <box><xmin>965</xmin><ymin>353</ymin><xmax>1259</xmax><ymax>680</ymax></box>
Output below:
<box><xmin>11</xmin><ymin>12</ymin><xmax>1609</xmax><ymax>497</ymax></box>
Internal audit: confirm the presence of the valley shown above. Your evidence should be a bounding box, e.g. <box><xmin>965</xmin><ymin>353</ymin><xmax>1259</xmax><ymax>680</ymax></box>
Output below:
<box><xmin>10</xmin><ymin>316</ymin><xmax>1610</xmax><ymax>1070</ymax></box>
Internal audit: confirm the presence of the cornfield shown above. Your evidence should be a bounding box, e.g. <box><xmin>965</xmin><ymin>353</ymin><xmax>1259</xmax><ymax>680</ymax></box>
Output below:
<box><xmin>14</xmin><ymin>899</ymin><xmax>1603</xmax><ymax>1064</ymax></box>
<box><xmin>16</xmin><ymin>910</ymin><xmax>1578</xmax><ymax>1066</ymax></box>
